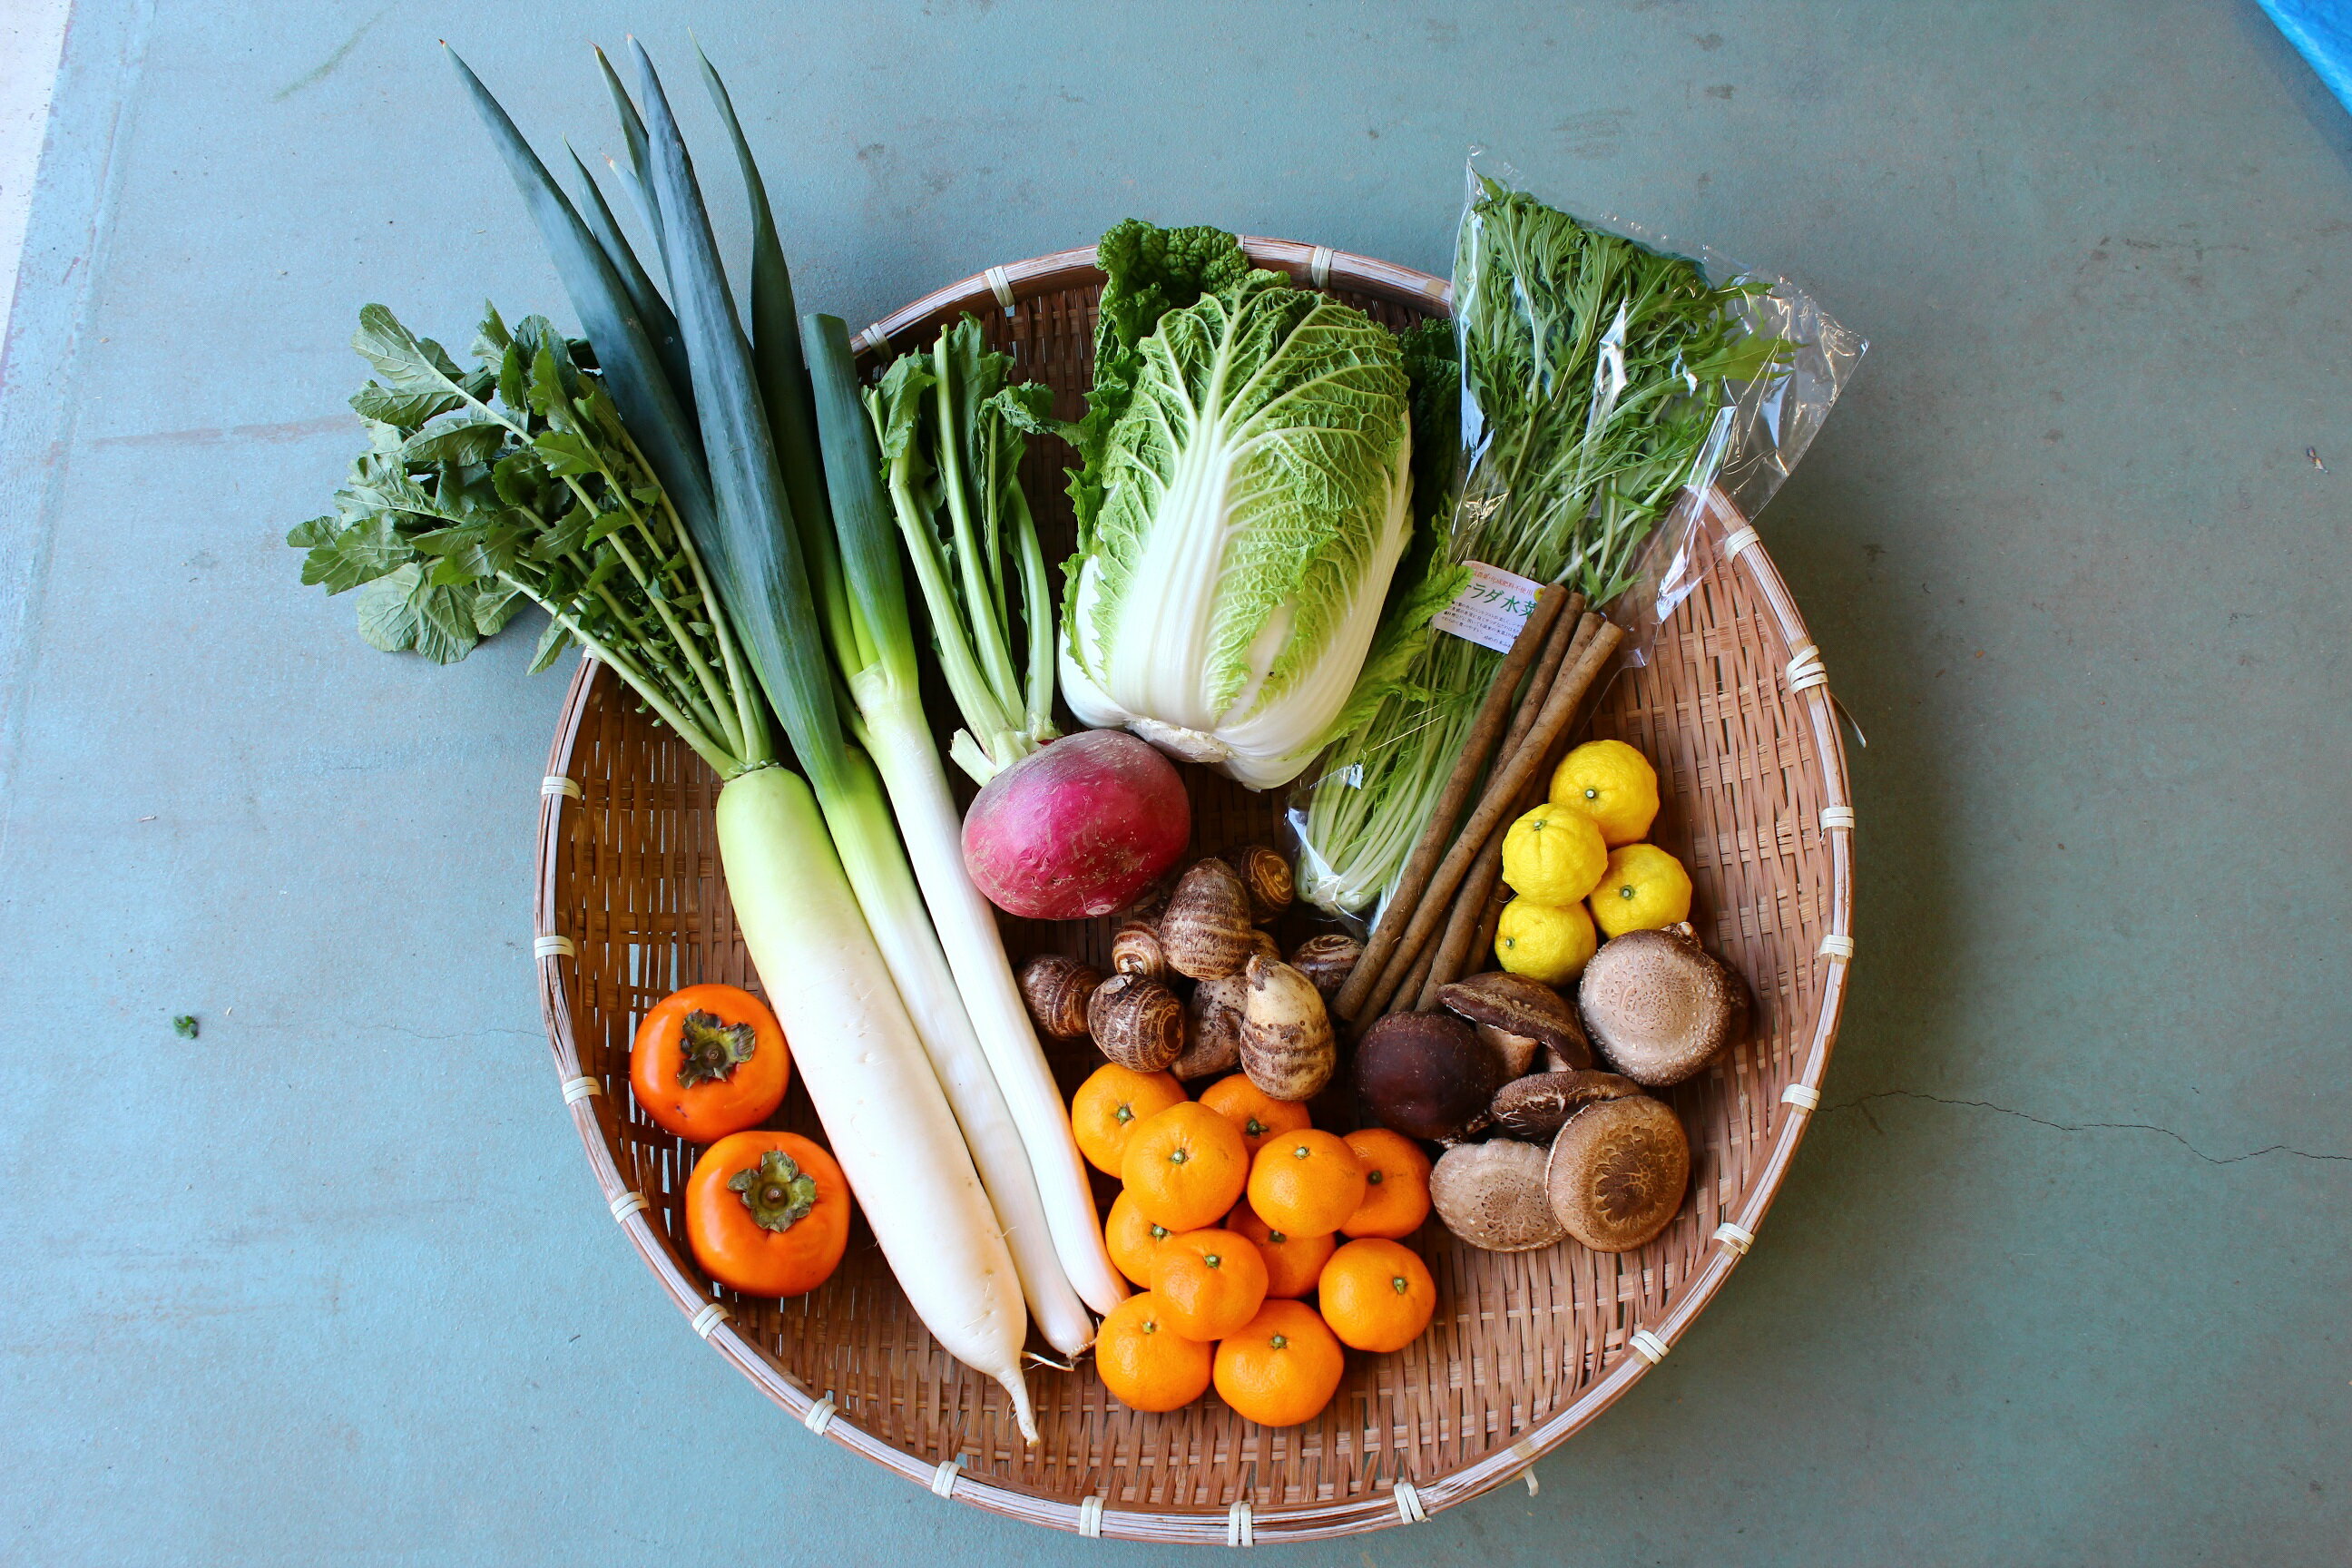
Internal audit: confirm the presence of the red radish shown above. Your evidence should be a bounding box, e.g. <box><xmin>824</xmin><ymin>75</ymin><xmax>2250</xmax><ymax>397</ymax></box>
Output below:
<box><xmin>963</xmin><ymin>730</ymin><xmax>1191</xmax><ymax>919</ymax></box>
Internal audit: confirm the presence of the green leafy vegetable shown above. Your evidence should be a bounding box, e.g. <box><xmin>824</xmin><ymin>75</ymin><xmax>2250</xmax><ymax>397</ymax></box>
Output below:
<box><xmin>289</xmin><ymin>301</ymin><xmax>761</xmax><ymax>771</ymax></box>
<box><xmin>1055</xmin><ymin>221</ymin><xmax>1427</xmax><ymax>791</ymax></box>
<box><xmin>1296</xmin><ymin>178</ymin><xmax>1791</xmax><ymax>916</ymax></box>
<box><xmin>866</xmin><ymin>315</ymin><xmax>1059</xmax><ymax>783</ymax></box>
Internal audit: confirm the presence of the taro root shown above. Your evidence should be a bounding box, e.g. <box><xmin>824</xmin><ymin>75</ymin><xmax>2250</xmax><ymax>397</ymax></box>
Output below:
<box><xmin>1438</xmin><ymin>971</ymin><xmax>1592</xmax><ymax>1081</ymax></box>
<box><xmin>1160</xmin><ymin>858</ymin><xmax>1257</xmax><ymax>980</ymax></box>
<box><xmin>1246</xmin><ymin>926</ymin><xmax>1283</xmax><ymax>965</ymax></box>
<box><xmin>1087</xmin><ymin>973</ymin><xmax>1187</xmax><ymax>1073</ymax></box>
<box><xmin>1577</xmin><ymin>926</ymin><xmax>1748</xmax><ymax>1087</ymax></box>
<box><xmin>1237</xmin><ymin>956</ymin><xmax>1337</xmax><ymax>1102</ymax></box>
<box><xmin>1221</xmin><ymin>844</ymin><xmax>1295</xmax><ymax>924</ymax></box>
<box><xmin>1110</xmin><ymin>919</ymin><xmax>1169</xmax><ymax>983</ymax></box>
<box><xmin>1289</xmin><ymin>933</ymin><xmax>1363</xmax><ymax>1000</ymax></box>
<box><xmin>1017</xmin><ymin>954</ymin><xmax>1102</xmax><ymax>1042</ymax></box>
<box><xmin>1488</xmin><ymin>1070</ymin><xmax>1642</xmax><ymax>1142</ymax></box>
<box><xmin>1545</xmin><ymin>1094</ymin><xmax>1690</xmax><ymax>1252</ymax></box>
<box><xmin>1429</xmin><ymin>1140</ymin><xmax>1565</xmax><ymax>1251</ymax></box>
<box><xmin>1172</xmin><ymin>972</ymin><xmax>1247</xmax><ymax>1081</ymax></box>
<box><xmin>1353</xmin><ymin>1012</ymin><xmax>1502</xmax><ymax>1142</ymax></box>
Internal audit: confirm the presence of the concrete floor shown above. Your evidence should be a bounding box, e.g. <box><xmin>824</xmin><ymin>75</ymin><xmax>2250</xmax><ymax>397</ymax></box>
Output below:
<box><xmin>1</xmin><ymin>3</ymin><xmax>2346</xmax><ymax>1564</ymax></box>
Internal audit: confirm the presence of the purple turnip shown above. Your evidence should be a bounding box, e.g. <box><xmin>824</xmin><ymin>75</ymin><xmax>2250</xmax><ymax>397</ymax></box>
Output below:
<box><xmin>961</xmin><ymin>730</ymin><xmax>1191</xmax><ymax>920</ymax></box>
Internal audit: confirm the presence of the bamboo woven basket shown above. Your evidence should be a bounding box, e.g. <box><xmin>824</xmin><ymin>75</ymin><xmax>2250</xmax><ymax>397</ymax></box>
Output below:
<box><xmin>532</xmin><ymin>240</ymin><xmax>1855</xmax><ymax>1544</ymax></box>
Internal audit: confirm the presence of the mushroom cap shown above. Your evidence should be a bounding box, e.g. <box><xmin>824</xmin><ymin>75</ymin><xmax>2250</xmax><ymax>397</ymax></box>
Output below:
<box><xmin>1575</xmin><ymin>927</ymin><xmax>1747</xmax><ymax>1087</ymax></box>
<box><xmin>1353</xmin><ymin>1012</ymin><xmax>1501</xmax><ymax>1142</ymax></box>
<box><xmin>1544</xmin><ymin>1095</ymin><xmax>1690</xmax><ymax>1252</ymax></box>
<box><xmin>1488</xmin><ymin>1069</ymin><xmax>1644</xmax><ymax>1142</ymax></box>
<box><xmin>1429</xmin><ymin>1140</ymin><xmax>1565</xmax><ymax>1251</ymax></box>
<box><xmin>1437</xmin><ymin>971</ymin><xmax>1592</xmax><ymax>1068</ymax></box>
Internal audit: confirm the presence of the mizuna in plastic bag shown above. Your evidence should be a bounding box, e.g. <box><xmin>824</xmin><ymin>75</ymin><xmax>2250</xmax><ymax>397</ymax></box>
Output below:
<box><xmin>1289</xmin><ymin>152</ymin><xmax>1866</xmax><ymax>925</ymax></box>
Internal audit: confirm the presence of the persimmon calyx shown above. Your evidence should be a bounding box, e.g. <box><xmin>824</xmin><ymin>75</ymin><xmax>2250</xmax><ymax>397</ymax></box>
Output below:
<box><xmin>676</xmin><ymin>1009</ymin><xmax>757</xmax><ymax>1087</ymax></box>
<box><xmin>729</xmin><ymin>1149</ymin><xmax>818</xmax><ymax>1232</ymax></box>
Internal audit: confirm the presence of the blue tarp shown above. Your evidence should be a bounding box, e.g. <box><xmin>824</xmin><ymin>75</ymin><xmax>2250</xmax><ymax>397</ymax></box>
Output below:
<box><xmin>2259</xmin><ymin>0</ymin><xmax>2352</xmax><ymax>116</ymax></box>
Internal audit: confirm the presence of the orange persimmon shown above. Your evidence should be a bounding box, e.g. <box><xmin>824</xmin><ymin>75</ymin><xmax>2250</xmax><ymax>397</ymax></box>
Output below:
<box><xmin>685</xmin><ymin>1131</ymin><xmax>851</xmax><ymax>1298</ymax></box>
<box><xmin>630</xmin><ymin>984</ymin><xmax>790</xmax><ymax>1142</ymax></box>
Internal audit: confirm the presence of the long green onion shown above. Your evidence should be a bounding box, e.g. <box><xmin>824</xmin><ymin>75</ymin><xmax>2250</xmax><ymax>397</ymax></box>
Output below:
<box><xmin>448</xmin><ymin>42</ymin><xmax>1048</xmax><ymax>1430</ymax></box>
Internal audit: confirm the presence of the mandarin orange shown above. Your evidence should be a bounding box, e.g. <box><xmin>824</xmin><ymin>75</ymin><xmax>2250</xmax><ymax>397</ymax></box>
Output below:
<box><xmin>1245</xmin><ymin>1128</ymin><xmax>1366</xmax><ymax>1238</ymax></box>
<box><xmin>1317</xmin><ymin>1238</ymin><xmax>1436</xmax><ymax>1353</ymax></box>
<box><xmin>1339</xmin><ymin>1127</ymin><xmax>1433</xmax><ymax>1240</ymax></box>
<box><xmin>1094</xmin><ymin>1290</ymin><xmax>1213</xmax><ymax>1413</ymax></box>
<box><xmin>1071</xmin><ymin>1063</ymin><xmax>1186</xmax><ymax>1176</ymax></box>
<box><xmin>1212</xmin><ymin>1300</ymin><xmax>1345</xmax><ymax>1427</ymax></box>
<box><xmin>1121</xmin><ymin>1102</ymin><xmax>1250</xmax><ymax>1231</ymax></box>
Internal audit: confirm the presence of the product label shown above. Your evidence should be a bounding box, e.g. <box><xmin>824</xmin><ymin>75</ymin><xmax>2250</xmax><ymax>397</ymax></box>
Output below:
<box><xmin>1431</xmin><ymin>561</ymin><xmax>1544</xmax><ymax>652</ymax></box>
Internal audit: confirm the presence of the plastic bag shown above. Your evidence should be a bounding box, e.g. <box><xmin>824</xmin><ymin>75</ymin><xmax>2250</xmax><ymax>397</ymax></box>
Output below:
<box><xmin>1289</xmin><ymin>152</ymin><xmax>1866</xmax><ymax>930</ymax></box>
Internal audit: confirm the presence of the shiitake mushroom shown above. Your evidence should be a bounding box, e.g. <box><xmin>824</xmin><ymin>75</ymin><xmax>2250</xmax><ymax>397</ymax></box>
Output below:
<box><xmin>1437</xmin><ymin>971</ymin><xmax>1593</xmax><ymax>1078</ymax></box>
<box><xmin>1429</xmin><ymin>1140</ymin><xmax>1564</xmax><ymax>1251</ymax></box>
<box><xmin>1577</xmin><ymin>926</ymin><xmax>1747</xmax><ymax>1087</ymax></box>
<box><xmin>1353</xmin><ymin>1012</ymin><xmax>1501</xmax><ymax>1142</ymax></box>
<box><xmin>1487</xmin><ymin>1069</ymin><xmax>1642</xmax><ymax>1142</ymax></box>
<box><xmin>1544</xmin><ymin>1094</ymin><xmax>1690</xmax><ymax>1252</ymax></box>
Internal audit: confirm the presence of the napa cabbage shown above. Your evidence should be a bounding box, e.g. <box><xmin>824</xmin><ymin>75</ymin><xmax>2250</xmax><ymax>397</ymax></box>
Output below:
<box><xmin>1055</xmin><ymin>221</ymin><xmax>1436</xmax><ymax>790</ymax></box>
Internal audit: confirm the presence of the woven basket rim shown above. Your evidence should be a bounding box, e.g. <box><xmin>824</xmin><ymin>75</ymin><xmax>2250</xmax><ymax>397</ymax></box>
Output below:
<box><xmin>532</xmin><ymin>238</ymin><xmax>1856</xmax><ymax>1544</ymax></box>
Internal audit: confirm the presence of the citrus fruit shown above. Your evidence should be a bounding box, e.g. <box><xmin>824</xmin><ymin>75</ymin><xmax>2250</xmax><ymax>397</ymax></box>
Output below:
<box><xmin>1246</xmin><ymin>1128</ymin><xmax>1367</xmax><ymax>1238</ymax></box>
<box><xmin>1500</xmin><ymin>802</ymin><xmax>1609</xmax><ymax>905</ymax></box>
<box><xmin>1588</xmin><ymin>843</ymin><xmax>1694</xmax><ymax>938</ymax></box>
<box><xmin>1071</xmin><ymin>1063</ymin><xmax>1187</xmax><ymax>1176</ymax></box>
<box><xmin>1094</xmin><ymin>1290</ymin><xmax>1214</xmax><ymax>1413</ymax></box>
<box><xmin>1212</xmin><ymin>1299</ymin><xmax>1346</xmax><ymax>1427</ymax></box>
<box><xmin>1198</xmin><ymin>1073</ymin><xmax>1312</xmax><ymax>1161</ymax></box>
<box><xmin>1104</xmin><ymin>1188</ymin><xmax>1179</xmax><ymax>1288</ymax></box>
<box><xmin>1122</xmin><ymin>1101</ymin><xmax>1250</xmax><ymax>1231</ymax></box>
<box><xmin>1494</xmin><ymin>896</ymin><xmax>1598</xmax><ymax>985</ymax></box>
<box><xmin>1549</xmin><ymin>739</ymin><xmax>1660</xmax><ymax>847</ymax></box>
<box><xmin>1151</xmin><ymin>1228</ymin><xmax>1269</xmax><ymax>1340</ymax></box>
<box><xmin>1226</xmin><ymin>1196</ymin><xmax>1338</xmax><ymax>1298</ymax></box>
<box><xmin>1339</xmin><ymin>1127</ymin><xmax>1433</xmax><ymax>1240</ymax></box>
<box><xmin>1317</xmin><ymin>1238</ymin><xmax>1436</xmax><ymax>1353</ymax></box>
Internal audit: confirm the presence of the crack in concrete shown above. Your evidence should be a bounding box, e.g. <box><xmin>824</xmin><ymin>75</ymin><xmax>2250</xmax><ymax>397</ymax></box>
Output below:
<box><xmin>1822</xmin><ymin>1089</ymin><xmax>2352</xmax><ymax>1166</ymax></box>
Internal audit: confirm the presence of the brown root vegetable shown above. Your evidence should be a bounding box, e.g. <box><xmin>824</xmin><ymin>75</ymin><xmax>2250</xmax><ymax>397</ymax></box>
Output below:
<box><xmin>1110</xmin><ymin>919</ymin><xmax>1169</xmax><ymax>983</ymax></box>
<box><xmin>1429</xmin><ymin>1140</ymin><xmax>1565</xmax><ymax>1251</ymax></box>
<box><xmin>1159</xmin><ymin>859</ymin><xmax>1257</xmax><ymax>980</ymax></box>
<box><xmin>1289</xmin><ymin>934</ymin><xmax>1363</xmax><ymax>999</ymax></box>
<box><xmin>1173</xmin><ymin>973</ymin><xmax>1247</xmax><ymax>1081</ymax></box>
<box><xmin>1545</xmin><ymin>1094</ymin><xmax>1690</xmax><ymax>1252</ymax></box>
<box><xmin>1437</xmin><ymin>971</ymin><xmax>1592</xmax><ymax>1071</ymax></box>
<box><xmin>1237</xmin><ymin>956</ymin><xmax>1337</xmax><ymax>1102</ymax></box>
<box><xmin>1221</xmin><ymin>844</ymin><xmax>1295</xmax><ymax>924</ymax></box>
<box><xmin>1353</xmin><ymin>1012</ymin><xmax>1501</xmax><ymax>1142</ymax></box>
<box><xmin>1488</xmin><ymin>1070</ymin><xmax>1643</xmax><ymax>1142</ymax></box>
<box><xmin>1016</xmin><ymin>954</ymin><xmax>1102</xmax><ymax>1042</ymax></box>
<box><xmin>1087</xmin><ymin>974</ymin><xmax>1186</xmax><ymax>1073</ymax></box>
<box><xmin>1246</xmin><ymin>926</ymin><xmax>1283</xmax><ymax>965</ymax></box>
<box><xmin>1577</xmin><ymin>926</ymin><xmax>1747</xmax><ymax>1087</ymax></box>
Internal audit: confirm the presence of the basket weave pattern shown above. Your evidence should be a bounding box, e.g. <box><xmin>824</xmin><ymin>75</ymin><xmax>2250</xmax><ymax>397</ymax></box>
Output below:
<box><xmin>533</xmin><ymin>242</ymin><xmax>1853</xmax><ymax>1544</ymax></box>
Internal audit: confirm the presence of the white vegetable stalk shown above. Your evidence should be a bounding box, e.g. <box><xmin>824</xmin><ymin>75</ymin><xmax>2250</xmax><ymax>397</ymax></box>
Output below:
<box><xmin>856</xmin><ymin>690</ymin><xmax>1132</xmax><ymax>1318</ymax></box>
<box><xmin>716</xmin><ymin>766</ymin><xmax>1036</xmax><ymax>1439</ymax></box>
<box><xmin>812</xmin><ymin>316</ymin><xmax>1128</xmax><ymax>1321</ymax></box>
<box><xmin>820</xmin><ymin>744</ymin><xmax>1104</xmax><ymax>1348</ymax></box>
